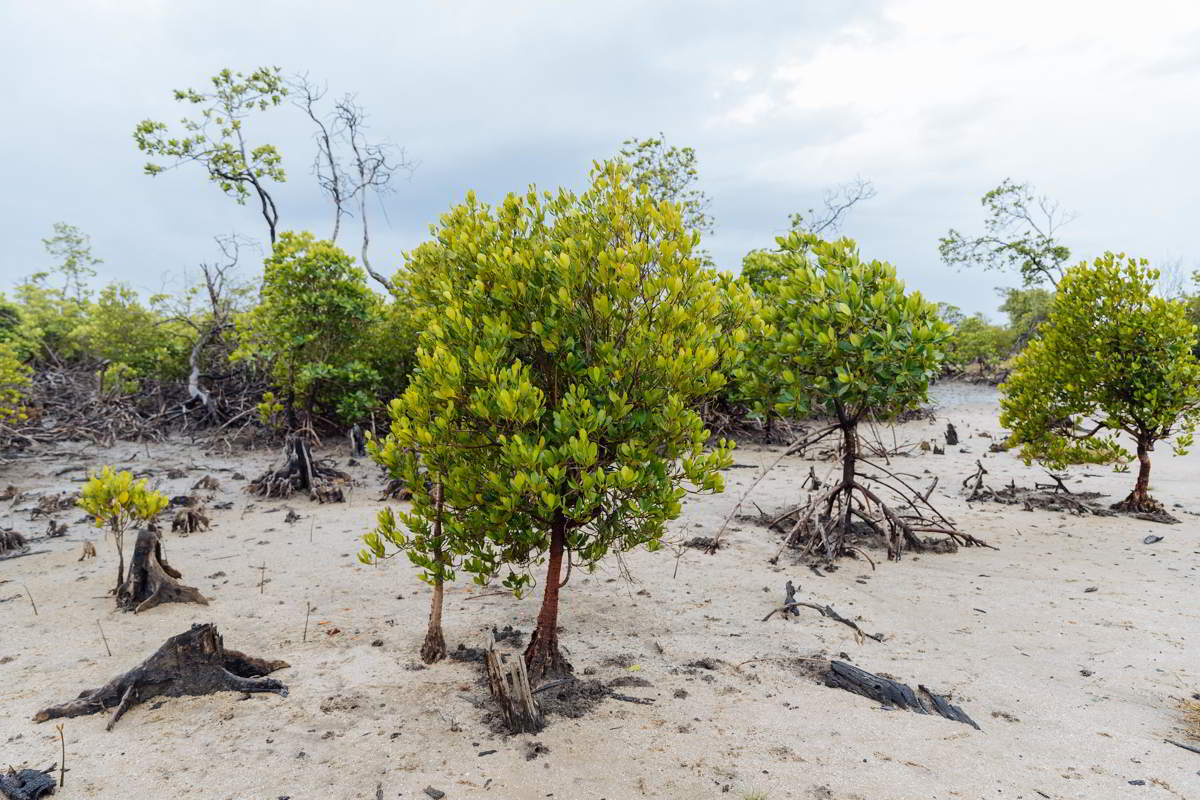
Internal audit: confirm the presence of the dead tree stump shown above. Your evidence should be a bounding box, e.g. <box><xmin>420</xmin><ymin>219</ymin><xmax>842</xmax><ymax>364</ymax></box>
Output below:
<box><xmin>485</xmin><ymin>632</ymin><xmax>543</xmax><ymax>733</ymax></box>
<box><xmin>0</xmin><ymin>530</ymin><xmax>28</xmax><ymax>559</ymax></box>
<box><xmin>945</xmin><ymin>422</ymin><xmax>959</xmax><ymax>446</ymax></box>
<box><xmin>116</xmin><ymin>527</ymin><xmax>207</xmax><ymax>613</ymax></box>
<box><xmin>171</xmin><ymin>506</ymin><xmax>210</xmax><ymax>534</ymax></box>
<box><xmin>349</xmin><ymin>424</ymin><xmax>366</xmax><ymax>457</ymax></box>
<box><xmin>247</xmin><ymin>436</ymin><xmax>349</xmax><ymax>502</ymax></box>
<box><xmin>0</xmin><ymin>767</ymin><xmax>55</xmax><ymax>800</ymax></box>
<box><xmin>33</xmin><ymin>623</ymin><xmax>287</xmax><ymax>730</ymax></box>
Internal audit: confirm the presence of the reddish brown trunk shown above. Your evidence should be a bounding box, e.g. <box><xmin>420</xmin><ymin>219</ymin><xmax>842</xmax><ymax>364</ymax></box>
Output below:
<box><xmin>524</xmin><ymin>513</ymin><xmax>572</xmax><ymax>682</ymax></box>
<box><xmin>1115</xmin><ymin>439</ymin><xmax>1157</xmax><ymax>511</ymax></box>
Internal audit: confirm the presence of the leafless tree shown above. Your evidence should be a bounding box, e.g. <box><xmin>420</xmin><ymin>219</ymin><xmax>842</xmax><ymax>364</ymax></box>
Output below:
<box><xmin>172</xmin><ymin>235</ymin><xmax>256</xmax><ymax>420</ymax></box>
<box><xmin>292</xmin><ymin>75</ymin><xmax>415</xmax><ymax>291</ymax></box>
<box><xmin>789</xmin><ymin>177</ymin><xmax>877</xmax><ymax>236</ymax></box>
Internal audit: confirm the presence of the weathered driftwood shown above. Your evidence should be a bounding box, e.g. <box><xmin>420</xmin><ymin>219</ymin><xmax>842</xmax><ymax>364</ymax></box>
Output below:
<box><xmin>116</xmin><ymin>527</ymin><xmax>207</xmax><ymax>613</ymax></box>
<box><xmin>762</xmin><ymin>582</ymin><xmax>885</xmax><ymax>644</ymax></box>
<box><xmin>33</xmin><ymin>623</ymin><xmax>287</xmax><ymax>730</ymax></box>
<box><xmin>485</xmin><ymin>631</ymin><xmax>543</xmax><ymax>734</ymax></box>
<box><xmin>247</xmin><ymin>436</ymin><xmax>349</xmax><ymax>502</ymax></box>
<box><xmin>0</xmin><ymin>767</ymin><xmax>56</xmax><ymax>800</ymax></box>
<box><xmin>824</xmin><ymin>660</ymin><xmax>979</xmax><ymax>729</ymax></box>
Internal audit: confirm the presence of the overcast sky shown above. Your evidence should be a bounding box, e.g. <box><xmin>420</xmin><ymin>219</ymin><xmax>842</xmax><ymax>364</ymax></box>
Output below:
<box><xmin>4</xmin><ymin>0</ymin><xmax>1200</xmax><ymax>316</ymax></box>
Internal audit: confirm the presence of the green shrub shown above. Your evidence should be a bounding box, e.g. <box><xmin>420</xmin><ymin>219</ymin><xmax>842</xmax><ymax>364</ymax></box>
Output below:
<box><xmin>234</xmin><ymin>231</ymin><xmax>379</xmax><ymax>427</ymax></box>
<box><xmin>79</xmin><ymin>466</ymin><xmax>169</xmax><ymax>592</ymax></box>
<box><xmin>1001</xmin><ymin>253</ymin><xmax>1200</xmax><ymax>511</ymax></box>
<box><xmin>361</xmin><ymin>162</ymin><xmax>746</xmax><ymax>677</ymax></box>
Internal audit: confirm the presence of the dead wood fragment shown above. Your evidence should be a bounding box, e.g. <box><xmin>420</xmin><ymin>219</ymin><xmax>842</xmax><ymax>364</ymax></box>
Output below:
<box><xmin>824</xmin><ymin>659</ymin><xmax>980</xmax><ymax>729</ymax></box>
<box><xmin>172</xmin><ymin>506</ymin><xmax>210</xmax><ymax>535</ymax></box>
<box><xmin>762</xmin><ymin>586</ymin><xmax>884</xmax><ymax>645</ymax></box>
<box><xmin>30</xmin><ymin>493</ymin><xmax>75</xmax><ymax>519</ymax></box>
<box><xmin>116</xmin><ymin>527</ymin><xmax>208</xmax><ymax>613</ymax></box>
<box><xmin>1</xmin><ymin>530</ymin><xmax>29</xmax><ymax>558</ymax></box>
<box><xmin>349</xmin><ymin>423</ymin><xmax>366</xmax><ymax>457</ymax></box>
<box><xmin>379</xmin><ymin>478</ymin><xmax>412</xmax><ymax>501</ymax></box>
<box><xmin>191</xmin><ymin>475</ymin><xmax>219</xmax><ymax>492</ymax></box>
<box><xmin>247</xmin><ymin>436</ymin><xmax>348</xmax><ymax>502</ymax></box>
<box><xmin>0</xmin><ymin>766</ymin><xmax>56</xmax><ymax>800</ymax></box>
<box><xmin>485</xmin><ymin>631</ymin><xmax>543</xmax><ymax>734</ymax></box>
<box><xmin>34</xmin><ymin>623</ymin><xmax>286</xmax><ymax>730</ymax></box>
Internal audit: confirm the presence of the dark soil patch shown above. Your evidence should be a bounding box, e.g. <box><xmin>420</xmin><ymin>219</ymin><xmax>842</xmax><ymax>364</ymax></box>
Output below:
<box><xmin>536</xmin><ymin>678</ymin><xmax>610</xmax><ymax>720</ymax></box>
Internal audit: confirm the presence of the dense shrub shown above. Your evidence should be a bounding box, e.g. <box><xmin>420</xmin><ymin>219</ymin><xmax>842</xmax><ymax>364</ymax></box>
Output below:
<box><xmin>361</xmin><ymin>163</ymin><xmax>746</xmax><ymax>677</ymax></box>
<box><xmin>233</xmin><ymin>231</ymin><xmax>379</xmax><ymax>427</ymax></box>
<box><xmin>1001</xmin><ymin>253</ymin><xmax>1200</xmax><ymax>512</ymax></box>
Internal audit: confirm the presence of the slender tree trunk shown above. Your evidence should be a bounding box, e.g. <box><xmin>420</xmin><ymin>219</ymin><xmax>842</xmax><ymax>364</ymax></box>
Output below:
<box><xmin>524</xmin><ymin>513</ymin><xmax>572</xmax><ymax>682</ymax></box>
<box><xmin>112</xmin><ymin>523</ymin><xmax>125</xmax><ymax>594</ymax></box>
<box><xmin>421</xmin><ymin>577</ymin><xmax>446</xmax><ymax>663</ymax></box>
<box><xmin>420</xmin><ymin>484</ymin><xmax>447</xmax><ymax>663</ymax></box>
<box><xmin>1116</xmin><ymin>438</ymin><xmax>1155</xmax><ymax>511</ymax></box>
<box><xmin>840</xmin><ymin>421</ymin><xmax>857</xmax><ymax>533</ymax></box>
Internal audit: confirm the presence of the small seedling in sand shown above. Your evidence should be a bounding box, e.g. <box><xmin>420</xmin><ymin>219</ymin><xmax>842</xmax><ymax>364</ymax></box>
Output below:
<box><xmin>79</xmin><ymin>467</ymin><xmax>169</xmax><ymax>593</ymax></box>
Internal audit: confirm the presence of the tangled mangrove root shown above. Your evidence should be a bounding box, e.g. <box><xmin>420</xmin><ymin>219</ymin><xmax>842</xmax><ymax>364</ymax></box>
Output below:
<box><xmin>247</xmin><ymin>436</ymin><xmax>349</xmax><ymax>502</ymax></box>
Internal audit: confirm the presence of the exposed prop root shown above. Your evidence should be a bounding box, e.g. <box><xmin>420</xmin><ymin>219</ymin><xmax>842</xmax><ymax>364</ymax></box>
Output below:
<box><xmin>773</xmin><ymin>471</ymin><xmax>990</xmax><ymax>563</ymax></box>
<box><xmin>963</xmin><ymin>461</ymin><xmax>1178</xmax><ymax>523</ymax></box>
<box><xmin>33</xmin><ymin>623</ymin><xmax>287</xmax><ymax>730</ymax></box>
<box><xmin>116</xmin><ymin>527</ymin><xmax>208</xmax><ymax>613</ymax></box>
<box><xmin>247</xmin><ymin>435</ymin><xmax>349</xmax><ymax>502</ymax></box>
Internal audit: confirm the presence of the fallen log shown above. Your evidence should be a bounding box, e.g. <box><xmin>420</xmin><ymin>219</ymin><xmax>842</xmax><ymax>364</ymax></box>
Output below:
<box><xmin>33</xmin><ymin>623</ymin><xmax>287</xmax><ymax>730</ymax></box>
<box><xmin>824</xmin><ymin>659</ymin><xmax>979</xmax><ymax>729</ymax></box>
<box><xmin>116</xmin><ymin>527</ymin><xmax>207</xmax><ymax>613</ymax></box>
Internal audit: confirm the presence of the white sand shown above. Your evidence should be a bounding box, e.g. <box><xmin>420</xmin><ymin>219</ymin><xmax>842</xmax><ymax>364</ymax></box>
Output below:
<box><xmin>2</xmin><ymin>385</ymin><xmax>1198</xmax><ymax>799</ymax></box>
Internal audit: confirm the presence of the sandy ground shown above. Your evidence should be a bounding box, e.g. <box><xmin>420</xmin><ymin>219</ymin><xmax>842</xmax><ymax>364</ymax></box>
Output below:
<box><xmin>1</xmin><ymin>382</ymin><xmax>1198</xmax><ymax>800</ymax></box>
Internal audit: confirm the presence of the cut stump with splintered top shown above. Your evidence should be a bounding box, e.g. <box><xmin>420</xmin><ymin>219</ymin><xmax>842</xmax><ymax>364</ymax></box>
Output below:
<box><xmin>33</xmin><ymin>623</ymin><xmax>288</xmax><ymax>730</ymax></box>
<box><xmin>485</xmin><ymin>631</ymin><xmax>543</xmax><ymax>733</ymax></box>
<box><xmin>117</xmin><ymin>526</ymin><xmax>207</xmax><ymax>613</ymax></box>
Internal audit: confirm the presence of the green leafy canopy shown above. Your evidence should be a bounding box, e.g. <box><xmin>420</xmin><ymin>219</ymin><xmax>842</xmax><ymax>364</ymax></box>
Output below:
<box><xmin>748</xmin><ymin>233</ymin><xmax>949</xmax><ymax>424</ymax></box>
<box><xmin>361</xmin><ymin>161</ymin><xmax>748</xmax><ymax>592</ymax></box>
<box><xmin>1000</xmin><ymin>252</ymin><xmax>1200</xmax><ymax>468</ymax></box>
